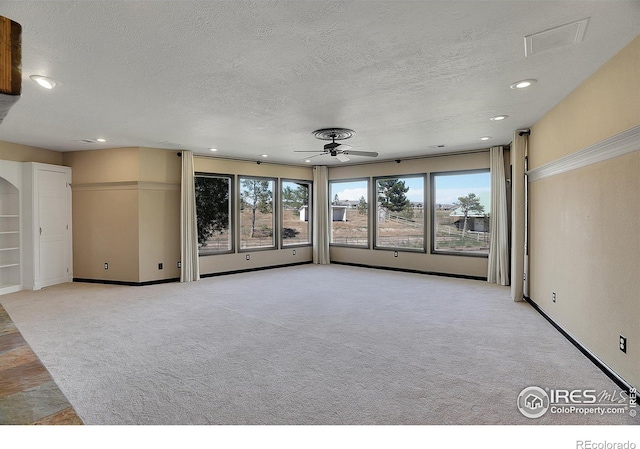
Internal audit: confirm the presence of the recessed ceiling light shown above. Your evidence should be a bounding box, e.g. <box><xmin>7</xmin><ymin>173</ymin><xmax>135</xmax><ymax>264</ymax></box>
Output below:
<box><xmin>29</xmin><ymin>75</ymin><xmax>59</xmax><ymax>89</ymax></box>
<box><xmin>209</xmin><ymin>148</ymin><xmax>218</xmax><ymax>152</ymax></box>
<box><xmin>96</xmin><ymin>138</ymin><xmax>106</xmax><ymax>143</ymax></box>
<box><xmin>261</xmin><ymin>154</ymin><xmax>268</xmax><ymax>158</ymax></box>
<box><xmin>490</xmin><ymin>115</ymin><xmax>509</xmax><ymax>121</ymax></box>
<box><xmin>510</xmin><ymin>79</ymin><xmax>537</xmax><ymax>89</ymax></box>
<box><xmin>480</xmin><ymin>136</ymin><xmax>492</xmax><ymax>141</ymax></box>
<box><xmin>304</xmin><ymin>159</ymin><xmax>311</xmax><ymax>163</ymax></box>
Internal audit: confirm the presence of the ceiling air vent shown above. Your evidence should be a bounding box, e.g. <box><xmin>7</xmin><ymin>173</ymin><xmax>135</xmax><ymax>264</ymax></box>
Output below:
<box><xmin>157</xmin><ymin>141</ymin><xmax>183</xmax><ymax>149</ymax></box>
<box><xmin>525</xmin><ymin>18</ymin><xmax>589</xmax><ymax>57</ymax></box>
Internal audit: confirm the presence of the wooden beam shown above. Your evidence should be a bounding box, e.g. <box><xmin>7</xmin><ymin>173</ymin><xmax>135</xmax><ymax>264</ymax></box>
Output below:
<box><xmin>0</xmin><ymin>16</ymin><xmax>21</xmax><ymax>125</ymax></box>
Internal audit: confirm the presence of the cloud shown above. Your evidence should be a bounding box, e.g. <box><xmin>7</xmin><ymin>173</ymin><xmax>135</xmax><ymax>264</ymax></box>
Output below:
<box><xmin>406</xmin><ymin>188</ymin><xmax>424</xmax><ymax>202</ymax></box>
<box><xmin>333</xmin><ymin>187</ymin><xmax>368</xmax><ymax>201</ymax></box>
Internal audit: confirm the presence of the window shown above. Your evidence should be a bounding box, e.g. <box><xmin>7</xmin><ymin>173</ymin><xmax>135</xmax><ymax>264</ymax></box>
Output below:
<box><xmin>281</xmin><ymin>180</ymin><xmax>312</xmax><ymax>247</ymax></box>
<box><xmin>195</xmin><ymin>174</ymin><xmax>233</xmax><ymax>255</ymax></box>
<box><xmin>375</xmin><ymin>175</ymin><xmax>425</xmax><ymax>250</ymax></box>
<box><xmin>431</xmin><ymin>170</ymin><xmax>491</xmax><ymax>255</ymax></box>
<box><xmin>239</xmin><ymin>176</ymin><xmax>275</xmax><ymax>249</ymax></box>
<box><xmin>329</xmin><ymin>179</ymin><xmax>368</xmax><ymax>247</ymax></box>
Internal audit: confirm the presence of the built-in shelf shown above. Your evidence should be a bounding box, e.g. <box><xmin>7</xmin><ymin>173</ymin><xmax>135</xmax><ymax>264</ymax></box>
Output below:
<box><xmin>0</xmin><ymin>263</ymin><xmax>19</xmax><ymax>269</ymax></box>
<box><xmin>0</xmin><ymin>283</ymin><xmax>22</xmax><ymax>295</ymax></box>
<box><xmin>0</xmin><ymin>171</ymin><xmax>21</xmax><ymax>294</ymax></box>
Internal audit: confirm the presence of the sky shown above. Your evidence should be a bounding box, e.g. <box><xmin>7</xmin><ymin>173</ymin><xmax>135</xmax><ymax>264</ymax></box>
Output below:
<box><xmin>330</xmin><ymin>172</ymin><xmax>491</xmax><ymax>209</ymax></box>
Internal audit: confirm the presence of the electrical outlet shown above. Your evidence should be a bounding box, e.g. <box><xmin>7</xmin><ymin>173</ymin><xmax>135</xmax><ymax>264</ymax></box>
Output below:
<box><xmin>292</xmin><ymin>249</ymin><xmax>296</xmax><ymax>256</ymax></box>
<box><xmin>104</xmin><ymin>262</ymin><xmax>109</xmax><ymax>270</ymax></box>
<box><xmin>552</xmin><ymin>292</ymin><xmax>556</xmax><ymax>303</ymax></box>
<box><xmin>246</xmin><ymin>254</ymin><xmax>250</xmax><ymax>260</ymax></box>
<box><xmin>394</xmin><ymin>251</ymin><xmax>398</xmax><ymax>257</ymax></box>
<box><xmin>177</xmin><ymin>261</ymin><xmax>181</xmax><ymax>268</ymax></box>
<box><xmin>620</xmin><ymin>335</ymin><xmax>627</xmax><ymax>353</ymax></box>
<box><xmin>158</xmin><ymin>263</ymin><xmax>163</xmax><ymax>270</ymax></box>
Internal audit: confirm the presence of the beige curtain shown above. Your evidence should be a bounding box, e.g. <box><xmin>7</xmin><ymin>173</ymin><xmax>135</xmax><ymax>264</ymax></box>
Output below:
<box><xmin>312</xmin><ymin>165</ymin><xmax>330</xmax><ymax>264</ymax></box>
<box><xmin>510</xmin><ymin>134</ymin><xmax>528</xmax><ymax>301</ymax></box>
<box><xmin>487</xmin><ymin>146</ymin><xmax>510</xmax><ymax>285</ymax></box>
<box><xmin>180</xmin><ymin>150</ymin><xmax>200</xmax><ymax>282</ymax></box>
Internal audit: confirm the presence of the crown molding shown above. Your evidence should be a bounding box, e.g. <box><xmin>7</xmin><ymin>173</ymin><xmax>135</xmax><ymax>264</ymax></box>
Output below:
<box><xmin>527</xmin><ymin>125</ymin><xmax>640</xmax><ymax>182</ymax></box>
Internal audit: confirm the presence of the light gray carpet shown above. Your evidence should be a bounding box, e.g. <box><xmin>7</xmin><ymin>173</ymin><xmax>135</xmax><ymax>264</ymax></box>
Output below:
<box><xmin>1</xmin><ymin>264</ymin><xmax>637</xmax><ymax>425</ymax></box>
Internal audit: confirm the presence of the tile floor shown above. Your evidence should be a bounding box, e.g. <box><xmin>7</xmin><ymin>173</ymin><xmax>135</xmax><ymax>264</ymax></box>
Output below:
<box><xmin>0</xmin><ymin>304</ymin><xmax>82</xmax><ymax>425</ymax></box>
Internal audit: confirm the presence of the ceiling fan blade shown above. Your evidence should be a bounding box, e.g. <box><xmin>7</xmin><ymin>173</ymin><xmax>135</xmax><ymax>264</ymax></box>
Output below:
<box><xmin>335</xmin><ymin>153</ymin><xmax>350</xmax><ymax>162</ymax></box>
<box><xmin>294</xmin><ymin>150</ymin><xmax>325</xmax><ymax>153</ymax></box>
<box><xmin>344</xmin><ymin>150</ymin><xmax>378</xmax><ymax>157</ymax></box>
<box><xmin>299</xmin><ymin>153</ymin><xmax>325</xmax><ymax>161</ymax></box>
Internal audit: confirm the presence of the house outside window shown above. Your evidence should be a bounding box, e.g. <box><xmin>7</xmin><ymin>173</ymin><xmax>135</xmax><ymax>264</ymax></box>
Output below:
<box><xmin>329</xmin><ymin>179</ymin><xmax>369</xmax><ymax>247</ymax></box>
<box><xmin>282</xmin><ymin>180</ymin><xmax>312</xmax><ymax>247</ymax></box>
<box><xmin>431</xmin><ymin>170</ymin><xmax>491</xmax><ymax>256</ymax></box>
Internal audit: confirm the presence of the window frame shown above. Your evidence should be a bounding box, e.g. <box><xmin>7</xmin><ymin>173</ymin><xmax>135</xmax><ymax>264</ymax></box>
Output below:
<box><xmin>430</xmin><ymin>168</ymin><xmax>491</xmax><ymax>258</ymax></box>
<box><xmin>237</xmin><ymin>175</ymin><xmax>278</xmax><ymax>252</ymax></box>
<box><xmin>194</xmin><ymin>172</ymin><xmax>235</xmax><ymax>256</ymax></box>
<box><xmin>328</xmin><ymin>177</ymin><xmax>370</xmax><ymax>248</ymax></box>
<box><xmin>280</xmin><ymin>178</ymin><xmax>313</xmax><ymax>248</ymax></box>
<box><xmin>373</xmin><ymin>173</ymin><xmax>426</xmax><ymax>253</ymax></box>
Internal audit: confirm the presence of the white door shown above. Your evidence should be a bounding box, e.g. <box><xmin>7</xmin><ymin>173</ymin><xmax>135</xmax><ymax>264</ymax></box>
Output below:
<box><xmin>38</xmin><ymin>169</ymin><xmax>70</xmax><ymax>288</ymax></box>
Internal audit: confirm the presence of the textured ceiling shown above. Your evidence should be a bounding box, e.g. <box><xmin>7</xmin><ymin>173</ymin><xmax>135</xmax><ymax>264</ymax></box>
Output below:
<box><xmin>1</xmin><ymin>1</ymin><xmax>640</xmax><ymax>165</ymax></box>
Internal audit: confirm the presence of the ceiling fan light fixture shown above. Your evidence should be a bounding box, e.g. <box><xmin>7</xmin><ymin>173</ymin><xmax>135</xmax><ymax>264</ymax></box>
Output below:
<box><xmin>29</xmin><ymin>75</ymin><xmax>59</xmax><ymax>89</ymax></box>
<box><xmin>304</xmin><ymin>127</ymin><xmax>377</xmax><ymax>162</ymax></box>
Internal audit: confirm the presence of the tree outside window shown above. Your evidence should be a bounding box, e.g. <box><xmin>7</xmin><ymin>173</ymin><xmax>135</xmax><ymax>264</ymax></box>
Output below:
<box><xmin>195</xmin><ymin>175</ymin><xmax>232</xmax><ymax>255</ymax></box>
<box><xmin>432</xmin><ymin>171</ymin><xmax>490</xmax><ymax>255</ymax></box>
<box><xmin>240</xmin><ymin>177</ymin><xmax>275</xmax><ymax>249</ymax></box>
<box><xmin>375</xmin><ymin>176</ymin><xmax>424</xmax><ymax>250</ymax></box>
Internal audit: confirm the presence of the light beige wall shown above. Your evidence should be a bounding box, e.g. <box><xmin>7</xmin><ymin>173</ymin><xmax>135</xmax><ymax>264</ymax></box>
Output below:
<box><xmin>71</xmin><ymin>187</ymin><xmax>140</xmax><ymax>282</ymax></box>
<box><xmin>138</xmin><ymin>147</ymin><xmax>181</xmax><ymax>283</ymax></box>
<box><xmin>138</xmin><ymin>187</ymin><xmax>181</xmax><ymax>282</ymax></box>
<box><xmin>195</xmin><ymin>156</ymin><xmax>314</xmax><ymax>275</ymax></box>
<box><xmin>200</xmin><ymin>247</ymin><xmax>313</xmax><ymax>275</ymax></box>
<box><xmin>528</xmin><ymin>36</ymin><xmax>640</xmax><ymax>388</ymax></box>
<box><xmin>64</xmin><ymin>147</ymin><xmax>181</xmax><ymax>283</ymax></box>
<box><xmin>139</xmin><ymin>147</ymin><xmax>181</xmax><ymax>183</ymax></box>
<box><xmin>329</xmin><ymin>151</ymin><xmax>491</xmax><ymax>278</ymax></box>
<box><xmin>63</xmin><ymin>147</ymin><xmax>140</xmax><ymax>184</ymax></box>
<box><xmin>64</xmin><ymin>148</ymin><xmax>141</xmax><ymax>282</ymax></box>
<box><xmin>530</xmin><ymin>36</ymin><xmax>640</xmax><ymax>168</ymax></box>
<box><xmin>0</xmin><ymin>140</ymin><xmax>63</xmax><ymax>165</ymax></box>
<box><xmin>195</xmin><ymin>157</ymin><xmax>312</xmax><ymax>180</ymax></box>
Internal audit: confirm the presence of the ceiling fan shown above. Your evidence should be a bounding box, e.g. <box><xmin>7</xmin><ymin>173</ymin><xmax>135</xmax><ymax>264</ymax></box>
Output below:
<box><xmin>295</xmin><ymin>128</ymin><xmax>378</xmax><ymax>162</ymax></box>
